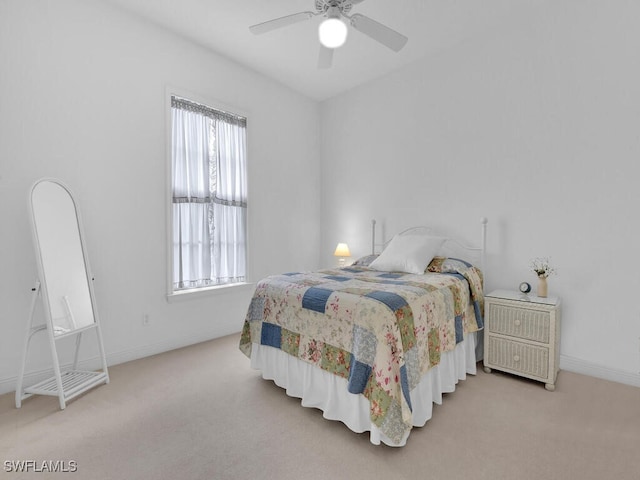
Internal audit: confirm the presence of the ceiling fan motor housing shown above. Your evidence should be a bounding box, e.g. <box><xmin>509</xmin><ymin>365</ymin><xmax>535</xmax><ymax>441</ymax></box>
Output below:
<box><xmin>250</xmin><ymin>0</ymin><xmax>407</xmax><ymax>69</ymax></box>
<box><xmin>315</xmin><ymin>0</ymin><xmax>353</xmax><ymax>16</ymax></box>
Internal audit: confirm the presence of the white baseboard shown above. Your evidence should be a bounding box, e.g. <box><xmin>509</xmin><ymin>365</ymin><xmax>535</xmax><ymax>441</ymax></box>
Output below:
<box><xmin>560</xmin><ymin>354</ymin><xmax>640</xmax><ymax>388</ymax></box>
<box><xmin>0</xmin><ymin>327</ymin><xmax>240</xmax><ymax>397</ymax></box>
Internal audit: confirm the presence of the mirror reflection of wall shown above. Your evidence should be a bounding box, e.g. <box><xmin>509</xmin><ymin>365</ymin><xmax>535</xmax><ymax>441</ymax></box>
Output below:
<box><xmin>31</xmin><ymin>181</ymin><xmax>95</xmax><ymax>334</ymax></box>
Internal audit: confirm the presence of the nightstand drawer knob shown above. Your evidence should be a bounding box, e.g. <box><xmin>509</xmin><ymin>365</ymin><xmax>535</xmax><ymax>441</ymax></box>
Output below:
<box><xmin>513</xmin><ymin>355</ymin><xmax>520</xmax><ymax>362</ymax></box>
<box><xmin>514</xmin><ymin>319</ymin><xmax>521</xmax><ymax>326</ymax></box>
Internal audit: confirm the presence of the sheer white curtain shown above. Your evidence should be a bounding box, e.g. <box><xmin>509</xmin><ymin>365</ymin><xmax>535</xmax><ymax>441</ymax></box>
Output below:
<box><xmin>171</xmin><ymin>97</ymin><xmax>247</xmax><ymax>290</ymax></box>
<box><xmin>212</xmin><ymin>117</ymin><xmax>247</xmax><ymax>284</ymax></box>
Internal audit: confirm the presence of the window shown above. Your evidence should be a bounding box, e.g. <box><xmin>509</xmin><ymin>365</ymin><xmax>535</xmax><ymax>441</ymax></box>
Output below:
<box><xmin>170</xmin><ymin>96</ymin><xmax>247</xmax><ymax>292</ymax></box>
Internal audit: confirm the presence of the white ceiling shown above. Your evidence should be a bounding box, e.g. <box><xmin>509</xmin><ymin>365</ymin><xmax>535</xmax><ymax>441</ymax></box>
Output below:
<box><xmin>101</xmin><ymin>0</ymin><xmax>546</xmax><ymax>101</ymax></box>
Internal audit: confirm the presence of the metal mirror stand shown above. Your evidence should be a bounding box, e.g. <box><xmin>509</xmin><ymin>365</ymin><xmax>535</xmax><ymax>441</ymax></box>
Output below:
<box><xmin>16</xmin><ymin>179</ymin><xmax>109</xmax><ymax>409</ymax></box>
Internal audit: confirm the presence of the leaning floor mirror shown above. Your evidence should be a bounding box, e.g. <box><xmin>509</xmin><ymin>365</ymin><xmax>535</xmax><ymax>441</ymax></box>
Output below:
<box><xmin>16</xmin><ymin>179</ymin><xmax>109</xmax><ymax>409</ymax></box>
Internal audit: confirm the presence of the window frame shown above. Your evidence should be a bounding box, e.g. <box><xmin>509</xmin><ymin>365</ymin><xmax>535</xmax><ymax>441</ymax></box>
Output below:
<box><xmin>165</xmin><ymin>87</ymin><xmax>251</xmax><ymax>301</ymax></box>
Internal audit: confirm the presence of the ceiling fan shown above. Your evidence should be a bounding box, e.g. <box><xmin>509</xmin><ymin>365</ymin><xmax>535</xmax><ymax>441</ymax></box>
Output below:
<box><xmin>249</xmin><ymin>0</ymin><xmax>408</xmax><ymax>69</ymax></box>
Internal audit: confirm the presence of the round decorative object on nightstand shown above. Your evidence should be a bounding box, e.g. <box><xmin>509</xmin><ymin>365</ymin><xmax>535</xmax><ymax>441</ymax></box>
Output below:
<box><xmin>519</xmin><ymin>282</ymin><xmax>531</xmax><ymax>294</ymax></box>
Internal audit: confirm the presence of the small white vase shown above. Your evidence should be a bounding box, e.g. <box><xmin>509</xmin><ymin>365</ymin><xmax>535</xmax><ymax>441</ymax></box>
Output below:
<box><xmin>537</xmin><ymin>276</ymin><xmax>548</xmax><ymax>298</ymax></box>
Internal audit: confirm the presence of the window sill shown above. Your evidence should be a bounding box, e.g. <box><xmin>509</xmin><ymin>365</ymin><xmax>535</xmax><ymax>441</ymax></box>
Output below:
<box><xmin>166</xmin><ymin>282</ymin><xmax>255</xmax><ymax>303</ymax></box>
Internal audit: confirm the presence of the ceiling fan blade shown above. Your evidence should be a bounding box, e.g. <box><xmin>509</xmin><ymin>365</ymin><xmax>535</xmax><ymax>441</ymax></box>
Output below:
<box><xmin>349</xmin><ymin>13</ymin><xmax>408</xmax><ymax>52</ymax></box>
<box><xmin>318</xmin><ymin>45</ymin><xmax>334</xmax><ymax>69</ymax></box>
<box><xmin>249</xmin><ymin>11</ymin><xmax>315</xmax><ymax>35</ymax></box>
<box><xmin>348</xmin><ymin>0</ymin><xmax>367</xmax><ymax>4</ymax></box>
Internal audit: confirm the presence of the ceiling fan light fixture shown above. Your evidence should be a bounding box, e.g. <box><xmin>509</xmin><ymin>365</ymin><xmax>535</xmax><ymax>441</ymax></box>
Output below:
<box><xmin>318</xmin><ymin>17</ymin><xmax>348</xmax><ymax>49</ymax></box>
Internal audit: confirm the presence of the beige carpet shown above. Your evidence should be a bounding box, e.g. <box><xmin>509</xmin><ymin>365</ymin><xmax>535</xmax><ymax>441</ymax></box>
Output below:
<box><xmin>1</xmin><ymin>333</ymin><xmax>639</xmax><ymax>480</ymax></box>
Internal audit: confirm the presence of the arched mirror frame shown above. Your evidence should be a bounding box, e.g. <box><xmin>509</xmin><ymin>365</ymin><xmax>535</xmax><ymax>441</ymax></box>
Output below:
<box><xmin>16</xmin><ymin>178</ymin><xmax>109</xmax><ymax>409</ymax></box>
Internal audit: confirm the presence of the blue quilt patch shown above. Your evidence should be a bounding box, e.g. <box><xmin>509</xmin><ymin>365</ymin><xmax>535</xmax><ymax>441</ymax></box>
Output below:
<box><xmin>379</xmin><ymin>272</ymin><xmax>404</xmax><ymax>279</ymax></box>
<box><xmin>247</xmin><ymin>297</ymin><xmax>265</xmax><ymax>322</ymax></box>
<box><xmin>473</xmin><ymin>301</ymin><xmax>484</xmax><ymax>329</ymax></box>
<box><xmin>348</xmin><ymin>357</ymin><xmax>372</xmax><ymax>394</ymax></box>
<box><xmin>324</xmin><ymin>275</ymin><xmax>350</xmax><ymax>282</ymax></box>
<box><xmin>341</xmin><ymin>267</ymin><xmax>362</xmax><ymax>273</ymax></box>
<box><xmin>443</xmin><ymin>272</ymin><xmax>467</xmax><ymax>282</ymax></box>
<box><xmin>400</xmin><ymin>364</ymin><xmax>412</xmax><ymax>412</ymax></box>
<box><xmin>455</xmin><ymin>315</ymin><xmax>463</xmax><ymax>344</ymax></box>
<box><xmin>261</xmin><ymin>322</ymin><xmax>281</xmax><ymax>349</ymax></box>
<box><xmin>365</xmin><ymin>291</ymin><xmax>408</xmax><ymax>312</ymax></box>
<box><xmin>302</xmin><ymin>287</ymin><xmax>334</xmax><ymax>313</ymax></box>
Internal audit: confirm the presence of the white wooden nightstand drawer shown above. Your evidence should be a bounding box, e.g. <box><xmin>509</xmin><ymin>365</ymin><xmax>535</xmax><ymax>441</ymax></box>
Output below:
<box><xmin>486</xmin><ymin>336</ymin><xmax>549</xmax><ymax>380</ymax></box>
<box><xmin>486</xmin><ymin>303</ymin><xmax>550</xmax><ymax>343</ymax></box>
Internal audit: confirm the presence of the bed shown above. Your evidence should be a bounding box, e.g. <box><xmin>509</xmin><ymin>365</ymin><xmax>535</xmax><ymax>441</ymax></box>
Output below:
<box><xmin>239</xmin><ymin>218</ymin><xmax>488</xmax><ymax>447</ymax></box>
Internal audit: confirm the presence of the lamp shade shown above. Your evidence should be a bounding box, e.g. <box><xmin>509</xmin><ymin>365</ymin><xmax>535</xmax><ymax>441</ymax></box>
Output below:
<box><xmin>334</xmin><ymin>243</ymin><xmax>351</xmax><ymax>257</ymax></box>
<box><xmin>318</xmin><ymin>18</ymin><xmax>348</xmax><ymax>48</ymax></box>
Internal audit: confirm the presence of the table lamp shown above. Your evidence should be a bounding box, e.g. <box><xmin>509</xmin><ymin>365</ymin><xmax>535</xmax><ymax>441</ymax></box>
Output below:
<box><xmin>334</xmin><ymin>243</ymin><xmax>351</xmax><ymax>267</ymax></box>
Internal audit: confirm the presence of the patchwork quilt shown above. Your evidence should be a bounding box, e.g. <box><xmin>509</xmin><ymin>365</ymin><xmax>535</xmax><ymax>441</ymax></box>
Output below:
<box><xmin>240</xmin><ymin>262</ymin><xmax>484</xmax><ymax>444</ymax></box>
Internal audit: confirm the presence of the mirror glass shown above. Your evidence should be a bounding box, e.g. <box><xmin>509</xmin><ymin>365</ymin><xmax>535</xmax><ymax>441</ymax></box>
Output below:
<box><xmin>31</xmin><ymin>180</ymin><xmax>95</xmax><ymax>334</ymax></box>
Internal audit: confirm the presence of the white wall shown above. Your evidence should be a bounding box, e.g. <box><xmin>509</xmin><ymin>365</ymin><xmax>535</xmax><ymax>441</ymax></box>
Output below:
<box><xmin>0</xmin><ymin>0</ymin><xmax>321</xmax><ymax>394</ymax></box>
<box><xmin>2</xmin><ymin>0</ymin><xmax>638</xmax><ymax>396</ymax></box>
<box><xmin>321</xmin><ymin>1</ymin><xmax>640</xmax><ymax>385</ymax></box>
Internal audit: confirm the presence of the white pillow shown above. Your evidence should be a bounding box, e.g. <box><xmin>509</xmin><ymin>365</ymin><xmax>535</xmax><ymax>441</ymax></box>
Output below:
<box><xmin>369</xmin><ymin>235</ymin><xmax>445</xmax><ymax>274</ymax></box>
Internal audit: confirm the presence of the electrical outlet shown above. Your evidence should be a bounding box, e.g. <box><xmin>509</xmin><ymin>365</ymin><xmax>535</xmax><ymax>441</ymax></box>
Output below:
<box><xmin>142</xmin><ymin>314</ymin><xmax>150</xmax><ymax>326</ymax></box>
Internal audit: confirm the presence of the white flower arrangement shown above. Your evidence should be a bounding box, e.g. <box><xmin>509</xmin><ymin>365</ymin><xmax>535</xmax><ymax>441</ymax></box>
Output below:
<box><xmin>530</xmin><ymin>257</ymin><xmax>556</xmax><ymax>278</ymax></box>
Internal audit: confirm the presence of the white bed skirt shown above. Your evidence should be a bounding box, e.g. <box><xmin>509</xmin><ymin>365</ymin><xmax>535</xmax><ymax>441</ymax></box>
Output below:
<box><xmin>249</xmin><ymin>332</ymin><xmax>478</xmax><ymax>447</ymax></box>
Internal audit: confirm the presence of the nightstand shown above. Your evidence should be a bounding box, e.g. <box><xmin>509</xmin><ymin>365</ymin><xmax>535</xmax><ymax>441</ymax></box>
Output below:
<box><xmin>483</xmin><ymin>289</ymin><xmax>561</xmax><ymax>391</ymax></box>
